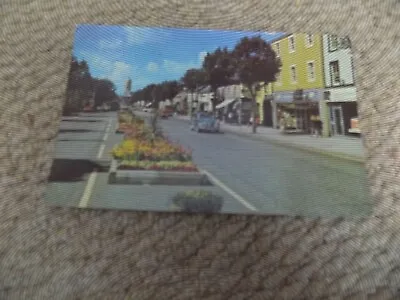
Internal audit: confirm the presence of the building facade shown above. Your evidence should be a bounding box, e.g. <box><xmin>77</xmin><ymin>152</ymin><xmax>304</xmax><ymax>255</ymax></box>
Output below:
<box><xmin>215</xmin><ymin>84</ymin><xmax>255</xmax><ymax>124</ymax></box>
<box><xmin>269</xmin><ymin>33</ymin><xmax>330</xmax><ymax>136</ymax></box>
<box><xmin>187</xmin><ymin>86</ymin><xmax>214</xmax><ymax>112</ymax></box>
<box><xmin>172</xmin><ymin>90</ymin><xmax>188</xmax><ymax>114</ymax></box>
<box><xmin>257</xmin><ymin>83</ymin><xmax>274</xmax><ymax>127</ymax></box>
<box><xmin>322</xmin><ymin>34</ymin><xmax>359</xmax><ymax>136</ymax></box>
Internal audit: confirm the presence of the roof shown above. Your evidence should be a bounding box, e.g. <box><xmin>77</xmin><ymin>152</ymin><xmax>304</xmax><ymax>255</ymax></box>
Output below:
<box><xmin>268</xmin><ymin>33</ymin><xmax>293</xmax><ymax>44</ymax></box>
<box><xmin>197</xmin><ymin>85</ymin><xmax>212</xmax><ymax>93</ymax></box>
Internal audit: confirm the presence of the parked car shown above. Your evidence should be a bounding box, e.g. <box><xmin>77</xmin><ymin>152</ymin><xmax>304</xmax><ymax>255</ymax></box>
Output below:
<box><xmin>163</xmin><ymin>105</ymin><xmax>174</xmax><ymax>117</ymax></box>
<box><xmin>159</xmin><ymin>109</ymin><xmax>169</xmax><ymax>119</ymax></box>
<box><xmin>191</xmin><ymin>112</ymin><xmax>220</xmax><ymax>133</ymax></box>
<box><xmin>83</xmin><ymin>105</ymin><xmax>95</xmax><ymax>112</ymax></box>
<box><xmin>143</xmin><ymin>107</ymin><xmax>154</xmax><ymax>113</ymax></box>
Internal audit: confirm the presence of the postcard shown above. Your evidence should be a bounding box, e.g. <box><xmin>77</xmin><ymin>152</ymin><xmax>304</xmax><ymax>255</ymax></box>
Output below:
<box><xmin>44</xmin><ymin>24</ymin><xmax>371</xmax><ymax>218</ymax></box>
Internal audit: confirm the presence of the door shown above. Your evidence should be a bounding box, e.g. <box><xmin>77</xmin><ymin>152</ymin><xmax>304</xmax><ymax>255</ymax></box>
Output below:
<box><xmin>331</xmin><ymin>106</ymin><xmax>345</xmax><ymax>135</ymax></box>
<box><xmin>263</xmin><ymin>99</ymin><xmax>273</xmax><ymax>127</ymax></box>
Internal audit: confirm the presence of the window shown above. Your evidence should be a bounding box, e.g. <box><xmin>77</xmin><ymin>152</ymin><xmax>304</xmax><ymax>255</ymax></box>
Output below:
<box><xmin>305</xmin><ymin>34</ymin><xmax>314</xmax><ymax>47</ymax></box>
<box><xmin>290</xmin><ymin>65</ymin><xmax>297</xmax><ymax>83</ymax></box>
<box><xmin>288</xmin><ymin>35</ymin><xmax>295</xmax><ymax>53</ymax></box>
<box><xmin>275</xmin><ymin>72</ymin><xmax>282</xmax><ymax>85</ymax></box>
<box><xmin>275</xmin><ymin>42</ymin><xmax>280</xmax><ymax>56</ymax></box>
<box><xmin>328</xmin><ymin>35</ymin><xmax>339</xmax><ymax>51</ymax></box>
<box><xmin>340</xmin><ymin>36</ymin><xmax>352</xmax><ymax>49</ymax></box>
<box><xmin>329</xmin><ymin>60</ymin><xmax>340</xmax><ymax>85</ymax></box>
<box><xmin>307</xmin><ymin>61</ymin><xmax>315</xmax><ymax>81</ymax></box>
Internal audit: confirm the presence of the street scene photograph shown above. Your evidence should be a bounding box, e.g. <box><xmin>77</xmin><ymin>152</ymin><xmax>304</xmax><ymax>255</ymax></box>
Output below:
<box><xmin>44</xmin><ymin>24</ymin><xmax>372</xmax><ymax>218</ymax></box>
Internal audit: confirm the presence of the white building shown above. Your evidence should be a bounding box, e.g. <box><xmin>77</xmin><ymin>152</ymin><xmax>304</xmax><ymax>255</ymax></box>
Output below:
<box><xmin>215</xmin><ymin>84</ymin><xmax>253</xmax><ymax>124</ymax></box>
<box><xmin>184</xmin><ymin>86</ymin><xmax>215</xmax><ymax>113</ymax></box>
<box><xmin>322</xmin><ymin>34</ymin><xmax>359</xmax><ymax>135</ymax></box>
<box><xmin>172</xmin><ymin>90</ymin><xmax>188</xmax><ymax>113</ymax></box>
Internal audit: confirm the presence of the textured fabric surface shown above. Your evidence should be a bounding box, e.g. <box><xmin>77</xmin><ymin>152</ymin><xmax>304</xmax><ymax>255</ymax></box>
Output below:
<box><xmin>1</xmin><ymin>0</ymin><xmax>400</xmax><ymax>299</ymax></box>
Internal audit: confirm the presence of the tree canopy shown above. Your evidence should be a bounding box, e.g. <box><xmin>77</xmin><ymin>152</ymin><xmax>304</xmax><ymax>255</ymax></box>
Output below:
<box><xmin>202</xmin><ymin>47</ymin><xmax>237</xmax><ymax>108</ymax></box>
<box><xmin>181</xmin><ymin>68</ymin><xmax>208</xmax><ymax>92</ymax></box>
<box><xmin>130</xmin><ymin>80</ymin><xmax>182</xmax><ymax>108</ymax></box>
<box><xmin>92</xmin><ymin>78</ymin><xmax>117</xmax><ymax>107</ymax></box>
<box><xmin>231</xmin><ymin>36</ymin><xmax>281</xmax><ymax>133</ymax></box>
<box><xmin>64</xmin><ymin>57</ymin><xmax>117</xmax><ymax>115</ymax></box>
<box><xmin>232</xmin><ymin>36</ymin><xmax>281</xmax><ymax>93</ymax></box>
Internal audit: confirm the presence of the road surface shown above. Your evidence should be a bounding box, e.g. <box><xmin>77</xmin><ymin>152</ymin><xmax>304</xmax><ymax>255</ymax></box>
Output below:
<box><xmin>44</xmin><ymin>111</ymin><xmax>372</xmax><ymax>218</ymax></box>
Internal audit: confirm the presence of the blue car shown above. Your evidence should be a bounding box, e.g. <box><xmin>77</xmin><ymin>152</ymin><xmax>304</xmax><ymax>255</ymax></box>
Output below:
<box><xmin>191</xmin><ymin>112</ymin><xmax>220</xmax><ymax>133</ymax></box>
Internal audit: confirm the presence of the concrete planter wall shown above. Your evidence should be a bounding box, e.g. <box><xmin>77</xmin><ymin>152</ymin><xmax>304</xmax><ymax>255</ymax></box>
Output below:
<box><xmin>108</xmin><ymin>159</ymin><xmax>211</xmax><ymax>186</ymax></box>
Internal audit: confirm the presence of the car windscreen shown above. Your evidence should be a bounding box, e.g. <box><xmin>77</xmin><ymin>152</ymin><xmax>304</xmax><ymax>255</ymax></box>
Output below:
<box><xmin>198</xmin><ymin>116</ymin><xmax>214</xmax><ymax>121</ymax></box>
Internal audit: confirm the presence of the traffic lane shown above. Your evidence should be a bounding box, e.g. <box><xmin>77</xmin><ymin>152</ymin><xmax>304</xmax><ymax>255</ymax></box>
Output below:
<box><xmin>160</xmin><ymin>118</ymin><xmax>372</xmax><ymax>218</ymax></box>
<box><xmin>44</xmin><ymin>113</ymin><xmax>116</xmax><ymax>207</ymax></box>
<box><xmin>54</xmin><ymin>113</ymin><xmax>114</xmax><ymax>160</ymax></box>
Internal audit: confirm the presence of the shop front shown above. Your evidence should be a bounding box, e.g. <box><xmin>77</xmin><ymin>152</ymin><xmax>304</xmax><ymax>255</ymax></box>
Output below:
<box><xmin>262</xmin><ymin>95</ymin><xmax>274</xmax><ymax>127</ymax></box>
<box><xmin>215</xmin><ymin>97</ymin><xmax>253</xmax><ymax>124</ymax></box>
<box><xmin>324</xmin><ymin>87</ymin><xmax>359</xmax><ymax>136</ymax></box>
<box><xmin>273</xmin><ymin>89</ymin><xmax>324</xmax><ymax>134</ymax></box>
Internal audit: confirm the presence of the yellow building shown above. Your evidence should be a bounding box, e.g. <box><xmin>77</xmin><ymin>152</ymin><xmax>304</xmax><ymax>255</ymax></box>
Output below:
<box><xmin>240</xmin><ymin>82</ymin><xmax>273</xmax><ymax>125</ymax></box>
<box><xmin>254</xmin><ymin>83</ymin><xmax>273</xmax><ymax>125</ymax></box>
<box><xmin>267</xmin><ymin>33</ymin><xmax>330</xmax><ymax>137</ymax></box>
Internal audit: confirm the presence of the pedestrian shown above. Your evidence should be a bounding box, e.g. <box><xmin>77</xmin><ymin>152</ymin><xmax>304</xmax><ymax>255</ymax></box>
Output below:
<box><xmin>249</xmin><ymin>115</ymin><xmax>253</xmax><ymax>126</ymax></box>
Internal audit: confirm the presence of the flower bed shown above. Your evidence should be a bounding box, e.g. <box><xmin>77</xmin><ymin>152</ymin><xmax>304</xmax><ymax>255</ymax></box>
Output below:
<box><xmin>116</xmin><ymin>111</ymin><xmax>145</xmax><ymax>133</ymax></box>
<box><xmin>118</xmin><ymin>160</ymin><xmax>198</xmax><ymax>172</ymax></box>
<box><xmin>110</xmin><ymin>113</ymin><xmax>199</xmax><ymax>180</ymax></box>
<box><xmin>112</xmin><ymin>139</ymin><xmax>193</xmax><ymax>162</ymax></box>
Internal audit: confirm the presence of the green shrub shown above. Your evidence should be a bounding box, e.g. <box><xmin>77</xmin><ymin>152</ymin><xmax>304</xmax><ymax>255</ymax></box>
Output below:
<box><xmin>171</xmin><ymin>190</ymin><xmax>224</xmax><ymax>213</ymax></box>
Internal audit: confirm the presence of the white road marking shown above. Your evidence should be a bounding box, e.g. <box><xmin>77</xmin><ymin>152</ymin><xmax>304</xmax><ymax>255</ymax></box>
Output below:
<box><xmin>96</xmin><ymin>144</ymin><xmax>106</xmax><ymax>159</ymax></box>
<box><xmin>103</xmin><ymin>118</ymin><xmax>112</xmax><ymax>141</ymax></box>
<box><xmin>78</xmin><ymin>117</ymin><xmax>112</xmax><ymax>208</ymax></box>
<box><xmin>78</xmin><ymin>171</ymin><xmax>98</xmax><ymax>208</ymax></box>
<box><xmin>199</xmin><ymin>169</ymin><xmax>257</xmax><ymax>211</ymax></box>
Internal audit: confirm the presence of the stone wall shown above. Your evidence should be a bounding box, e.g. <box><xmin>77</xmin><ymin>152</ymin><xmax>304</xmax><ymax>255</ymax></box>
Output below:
<box><xmin>1</xmin><ymin>0</ymin><xmax>400</xmax><ymax>298</ymax></box>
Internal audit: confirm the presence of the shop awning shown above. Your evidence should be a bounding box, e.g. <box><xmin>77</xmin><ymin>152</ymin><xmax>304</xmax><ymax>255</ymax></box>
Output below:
<box><xmin>216</xmin><ymin>98</ymin><xmax>236</xmax><ymax>109</ymax></box>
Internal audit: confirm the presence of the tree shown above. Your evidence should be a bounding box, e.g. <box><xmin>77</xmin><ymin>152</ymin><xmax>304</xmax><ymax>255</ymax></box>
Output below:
<box><xmin>232</xmin><ymin>36</ymin><xmax>281</xmax><ymax>133</ymax></box>
<box><xmin>131</xmin><ymin>88</ymin><xmax>145</xmax><ymax>104</ymax></box>
<box><xmin>65</xmin><ymin>57</ymin><xmax>94</xmax><ymax>114</ymax></box>
<box><xmin>181</xmin><ymin>68</ymin><xmax>208</xmax><ymax>115</ymax></box>
<box><xmin>152</xmin><ymin>83</ymin><xmax>167</xmax><ymax>109</ymax></box>
<box><xmin>161</xmin><ymin>80</ymin><xmax>180</xmax><ymax>102</ymax></box>
<box><xmin>92</xmin><ymin>78</ymin><xmax>117</xmax><ymax>108</ymax></box>
<box><xmin>202</xmin><ymin>47</ymin><xmax>236</xmax><ymax>110</ymax></box>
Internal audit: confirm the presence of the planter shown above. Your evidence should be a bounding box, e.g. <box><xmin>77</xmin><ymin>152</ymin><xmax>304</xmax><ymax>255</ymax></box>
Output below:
<box><xmin>108</xmin><ymin>159</ymin><xmax>211</xmax><ymax>186</ymax></box>
<box><xmin>170</xmin><ymin>190</ymin><xmax>224</xmax><ymax>213</ymax></box>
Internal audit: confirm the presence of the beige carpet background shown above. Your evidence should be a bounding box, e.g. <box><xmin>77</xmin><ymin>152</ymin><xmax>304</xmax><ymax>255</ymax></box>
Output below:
<box><xmin>1</xmin><ymin>0</ymin><xmax>400</xmax><ymax>299</ymax></box>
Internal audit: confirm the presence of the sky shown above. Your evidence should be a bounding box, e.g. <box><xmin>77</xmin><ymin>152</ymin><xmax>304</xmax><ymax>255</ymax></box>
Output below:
<box><xmin>72</xmin><ymin>24</ymin><xmax>285</xmax><ymax>95</ymax></box>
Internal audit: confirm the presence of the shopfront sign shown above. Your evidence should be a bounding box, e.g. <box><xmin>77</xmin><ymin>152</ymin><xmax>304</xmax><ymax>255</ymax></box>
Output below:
<box><xmin>274</xmin><ymin>89</ymin><xmax>321</xmax><ymax>104</ymax></box>
<box><xmin>293</xmin><ymin>89</ymin><xmax>304</xmax><ymax>103</ymax></box>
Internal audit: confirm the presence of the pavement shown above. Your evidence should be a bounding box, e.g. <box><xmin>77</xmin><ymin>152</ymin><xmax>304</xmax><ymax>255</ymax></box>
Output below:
<box><xmin>175</xmin><ymin>114</ymin><xmax>365</xmax><ymax>164</ymax></box>
<box><xmin>44</xmin><ymin>110</ymin><xmax>372</xmax><ymax>218</ymax></box>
